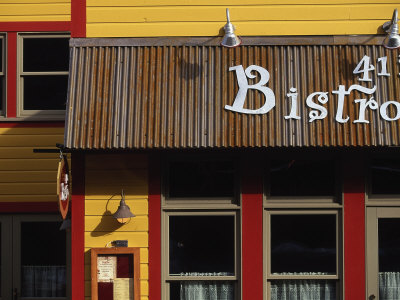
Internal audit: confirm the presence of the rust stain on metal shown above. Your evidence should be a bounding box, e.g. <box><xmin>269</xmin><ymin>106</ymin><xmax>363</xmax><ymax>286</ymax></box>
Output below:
<box><xmin>64</xmin><ymin>40</ymin><xmax>400</xmax><ymax>149</ymax></box>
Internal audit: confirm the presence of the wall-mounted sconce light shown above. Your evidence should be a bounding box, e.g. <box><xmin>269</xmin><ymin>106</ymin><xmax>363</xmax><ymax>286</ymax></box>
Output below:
<box><xmin>383</xmin><ymin>9</ymin><xmax>400</xmax><ymax>49</ymax></box>
<box><xmin>113</xmin><ymin>190</ymin><xmax>135</xmax><ymax>224</ymax></box>
<box><xmin>221</xmin><ymin>8</ymin><xmax>241</xmax><ymax>48</ymax></box>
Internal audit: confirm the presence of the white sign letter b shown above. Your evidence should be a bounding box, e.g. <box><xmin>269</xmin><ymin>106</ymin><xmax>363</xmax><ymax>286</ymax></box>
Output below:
<box><xmin>225</xmin><ymin>65</ymin><xmax>276</xmax><ymax>114</ymax></box>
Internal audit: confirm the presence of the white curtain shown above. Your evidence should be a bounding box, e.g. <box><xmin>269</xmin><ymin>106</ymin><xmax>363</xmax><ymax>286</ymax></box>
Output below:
<box><xmin>270</xmin><ymin>273</ymin><xmax>336</xmax><ymax>300</ymax></box>
<box><xmin>379</xmin><ymin>272</ymin><xmax>400</xmax><ymax>300</ymax></box>
<box><xmin>21</xmin><ymin>265</ymin><xmax>66</xmax><ymax>297</ymax></box>
<box><xmin>179</xmin><ymin>272</ymin><xmax>234</xmax><ymax>300</ymax></box>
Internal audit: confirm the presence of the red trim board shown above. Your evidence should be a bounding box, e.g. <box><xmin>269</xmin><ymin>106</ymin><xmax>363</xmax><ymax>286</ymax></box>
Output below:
<box><xmin>71</xmin><ymin>152</ymin><xmax>85</xmax><ymax>300</ymax></box>
<box><xmin>0</xmin><ymin>202</ymin><xmax>58</xmax><ymax>212</ymax></box>
<box><xmin>0</xmin><ymin>122</ymin><xmax>64</xmax><ymax>128</ymax></box>
<box><xmin>343</xmin><ymin>158</ymin><xmax>365</xmax><ymax>300</ymax></box>
<box><xmin>0</xmin><ymin>22</ymin><xmax>70</xmax><ymax>32</ymax></box>
<box><xmin>148</xmin><ymin>154</ymin><xmax>161</xmax><ymax>300</ymax></box>
<box><xmin>241</xmin><ymin>159</ymin><xmax>263</xmax><ymax>300</ymax></box>
<box><xmin>71</xmin><ymin>0</ymin><xmax>86</xmax><ymax>38</ymax></box>
<box><xmin>6</xmin><ymin>32</ymin><xmax>17</xmax><ymax>118</ymax></box>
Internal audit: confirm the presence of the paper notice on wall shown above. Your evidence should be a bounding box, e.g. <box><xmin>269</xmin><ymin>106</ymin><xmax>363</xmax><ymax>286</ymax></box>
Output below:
<box><xmin>113</xmin><ymin>278</ymin><xmax>134</xmax><ymax>300</ymax></box>
<box><xmin>97</xmin><ymin>256</ymin><xmax>117</xmax><ymax>282</ymax></box>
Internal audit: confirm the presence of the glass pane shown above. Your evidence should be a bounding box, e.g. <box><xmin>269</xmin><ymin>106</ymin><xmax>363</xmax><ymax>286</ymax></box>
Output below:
<box><xmin>0</xmin><ymin>78</ymin><xmax>3</xmax><ymax>112</ymax></box>
<box><xmin>169</xmin><ymin>215</ymin><xmax>235</xmax><ymax>275</ymax></box>
<box><xmin>23</xmin><ymin>75</ymin><xmax>68</xmax><ymax>110</ymax></box>
<box><xmin>0</xmin><ymin>38</ymin><xmax>3</xmax><ymax>72</ymax></box>
<box><xmin>270</xmin><ymin>160</ymin><xmax>335</xmax><ymax>196</ymax></box>
<box><xmin>169</xmin><ymin>161</ymin><xmax>235</xmax><ymax>198</ymax></box>
<box><xmin>379</xmin><ymin>218</ymin><xmax>400</xmax><ymax>300</ymax></box>
<box><xmin>371</xmin><ymin>159</ymin><xmax>400</xmax><ymax>195</ymax></box>
<box><xmin>271</xmin><ymin>214</ymin><xmax>336</xmax><ymax>274</ymax></box>
<box><xmin>170</xmin><ymin>281</ymin><xmax>235</xmax><ymax>300</ymax></box>
<box><xmin>23</xmin><ymin>38</ymin><xmax>69</xmax><ymax>72</ymax></box>
<box><xmin>270</xmin><ymin>279</ymin><xmax>336</xmax><ymax>300</ymax></box>
<box><xmin>21</xmin><ymin>221</ymin><xmax>66</xmax><ymax>297</ymax></box>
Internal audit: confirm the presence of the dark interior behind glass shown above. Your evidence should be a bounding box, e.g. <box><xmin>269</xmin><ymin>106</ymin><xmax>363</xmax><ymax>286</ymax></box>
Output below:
<box><xmin>169</xmin><ymin>161</ymin><xmax>234</xmax><ymax>198</ymax></box>
<box><xmin>269</xmin><ymin>160</ymin><xmax>335</xmax><ymax>197</ymax></box>
<box><xmin>23</xmin><ymin>38</ymin><xmax>69</xmax><ymax>72</ymax></box>
<box><xmin>169</xmin><ymin>215</ymin><xmax>235</xmax><ymax>275</ymax></box>
<box><xmin>271</xmin><ymin>214</ymin><xmax>336</xmax><ymax>274</ymax></box>
<box><xmin>379</xmin><ymin>218</ymin><xmax>400</xmax><ymax>272</ymax></box>
<box><xmin>371</xmin><ymin>159</ymin><xmax>400</xmax><ymax>195</ymax></box>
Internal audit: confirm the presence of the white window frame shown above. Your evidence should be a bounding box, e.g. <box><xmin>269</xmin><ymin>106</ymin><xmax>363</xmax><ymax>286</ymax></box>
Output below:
<box><xmin>17</xmin><ymin>33</ymin><xmax>69</xmax><ymax>119</ymax></box>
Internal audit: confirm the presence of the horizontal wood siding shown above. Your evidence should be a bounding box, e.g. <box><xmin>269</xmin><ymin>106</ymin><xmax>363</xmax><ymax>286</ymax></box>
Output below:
<box><xmin>0</xmin><ymin>0</ymin><xmax>70</xmax><ymax>22</ymax></box>
<box><xmin>86</xmin><ymin>0</ymin><xmax>400</xmax><ymax>37</ymax></box>
<box><xmin>84</xmin><ymin>153</ymin><xmax>149</xmax><ymax>300</ymax></box>
<box><xmin>0</xmin><ymin>126</ymin><xmax>64</xmax><ymax>203</ymax></box>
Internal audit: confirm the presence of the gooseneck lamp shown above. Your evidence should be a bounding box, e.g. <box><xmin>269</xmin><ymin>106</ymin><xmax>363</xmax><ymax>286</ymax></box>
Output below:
<box><xmin>113</xmin><ymin>190</ymin><xmax>135</xmax><ymax>224</ymax></box>
<box><xmin>221</xmin><ymin>8</ymin><xmax>241</xmax><ymax>48</ymax></box>
<box><xmin>383</xmin><ymin>9</ymin><xmax>400</xmax><ymax>49</ymax></box>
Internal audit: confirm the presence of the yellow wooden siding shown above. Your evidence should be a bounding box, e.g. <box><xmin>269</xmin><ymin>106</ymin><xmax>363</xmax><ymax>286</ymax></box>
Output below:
<box><xmin>0</xmin><ymin>0</ymin><xmax>70</xmax><ymax>22</ymax></box>
<box><xmin>84</xmin><ymin>153</ymin><xmax>149</xmax><ymax>300</ymax></box>
<box><xmin>86</xmin><ymin>0</ymin><xmax>400</xmax><ymax>37</ymax></box>
<box><xmin>0</xmin><ymin>126</ymin><xmax>64</xmax><ymax>202</ymax></box>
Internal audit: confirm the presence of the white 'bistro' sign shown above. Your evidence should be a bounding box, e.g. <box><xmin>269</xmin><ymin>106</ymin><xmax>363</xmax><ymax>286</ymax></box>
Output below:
<box><xmin>225</xmin><ymin>55</ymin><xmax>400</xmax><ymax>123</ymax></box>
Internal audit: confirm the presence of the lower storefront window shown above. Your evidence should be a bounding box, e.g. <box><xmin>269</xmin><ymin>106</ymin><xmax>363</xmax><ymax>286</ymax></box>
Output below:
<box><xmin>165</xmin><ymin>213</ymin><xmax>238</xmax><ymax>300</ymax></box>
<box><xmin>266</xmin><ymin>212</ymin><xmax>340</xmax><ymax>300</ymax></box>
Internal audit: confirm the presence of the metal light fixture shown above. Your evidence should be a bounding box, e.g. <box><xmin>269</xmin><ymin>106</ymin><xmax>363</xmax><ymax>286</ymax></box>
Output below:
<box><xmin>113</xmin><ymin>190</ymin><xmax>135</xmax><ymax>224</ymax></box>
<box><xmin>383</xmin><ymin>9</ymin><xmax>400</xmax><ymax>49</ymax></box>
<box><xmin>221</xmin><ymin>8</ymin><xmax>241</xmax><ymax>48</ymax></box>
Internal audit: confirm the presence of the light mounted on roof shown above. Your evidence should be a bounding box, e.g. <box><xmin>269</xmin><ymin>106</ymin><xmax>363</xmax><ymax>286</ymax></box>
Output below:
<box><xmin>383</xmin><ymin>9</ymin><xmax>400</xmax><ymax>49</ymax></box>
<box><xmin>221</xmin><ymin>8</ymin><xmax>241</xmax><ymax>48</ymax></box>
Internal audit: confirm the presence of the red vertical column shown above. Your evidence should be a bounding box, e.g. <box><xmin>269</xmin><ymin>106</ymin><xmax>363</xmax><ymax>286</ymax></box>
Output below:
<box><xmin>148</xmin><ymin>154</ymin><xmax>161</xmax><ymax>300</ymax></box>
<box><xmin>71</xmin><ymin>152</ymin><xmax>85</xmax><ymax>300</ymax></box>
<box><xmin>6</xmin><ymin>32</ymin><xmax>17</xmax><ymax>118</ymax></box>
<box><xmin>242</xmin><ymin>157</ymin><xmax>263</xmax><ymax>300</ymax></box>
<box><xmin>343</xmin><ymin>157</ymin><xmax>365</xmax><ymax>300</ymax></box>
<box><xmin>71</xmin><ymin>0</ymin><xmax>86</xmax><ymax>38</ymax></box>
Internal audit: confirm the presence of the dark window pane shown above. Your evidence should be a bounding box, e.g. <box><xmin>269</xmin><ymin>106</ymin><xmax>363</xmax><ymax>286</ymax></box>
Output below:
<box><xmin>379</xmin><ymin>218</ymin><xmax>400</xmax><ymax>272</ymax></box>
<box><xmin>371</xmin><ymin>159</ymin><xmax>400</xmax><ymax>195</ymax></box>
<box><xmin>23</xmin><ymin>38</ymin><xmax>69</xmax><ymax>72</ymax></box>
<box><xmin>0</xmin><ymin>78</ymin><xmax>3</xmax><ymax>112</ymax></box>
<box><xmin>170</xmin><ymin>281</ymin><xmax>235</xmax><ymax>299</ymax></box>
<box><xmin>271</xmin><ymin>280</ymin><xmax>336</xmax><ymax>299</ymax></box>
<box><xmin>0</xmin><ymin>38</ymin><xmax>3</xmax><ymax>72</ymax></box>
<box><xmin>271</xmin><ymin>215</ymin><xmax>336</xmax><ymax>274</ymax></box>
<box><xmin>21</xmin><ymin>221</ymin><xmax>66</xmax><ymax>297</ymax></box>
<box><xmin>169</xmin><ymin>216</ymin><xmax>235</xmax><ymax>275</ymax></box>
<box><xmin>270</xmin><ymin>160</ymin><xmax>335</xmax><ymax>197</ymax></box>
<box><xmin>23</xmin><ymin>75</ymin><xmax>68</xmax><ymax>110</ymax></box>
<box><xmin>169</xmin><ymin>161</ymin><xmax>234</xmax><ymax>198</ymax></box>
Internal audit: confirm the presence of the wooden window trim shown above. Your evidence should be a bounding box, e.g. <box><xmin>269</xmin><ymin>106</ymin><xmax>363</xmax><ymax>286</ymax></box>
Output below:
<box><xmin>17</xmin><ymin>32</ymin><xmax>69</xmax><ymax>119</ymax></box>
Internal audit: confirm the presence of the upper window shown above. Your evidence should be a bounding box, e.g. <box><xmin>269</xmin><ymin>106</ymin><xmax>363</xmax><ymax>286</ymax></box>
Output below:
<box><xmin>370</xmin><ymin>159</ymin><xmax>400</xmax><ymax>195</ymax></box>
<box><xmin>18</xmin><ymin>34</ymin><xmax>69</xmax><ymax>118</ymax></box>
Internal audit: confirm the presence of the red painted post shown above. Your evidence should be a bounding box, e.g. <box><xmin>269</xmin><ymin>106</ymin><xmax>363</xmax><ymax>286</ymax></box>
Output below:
<box><xmin>71</xmin><ymin>152</ymin><xmax>85</xmax><ymax>300</ymax></box>
<box><xmin>343</xmin><ymin>157</ymin><xmax>365</xmax><ymax>300</ymax></box>
<box><xmin>148</xmin><ymin>154</ymin><xmax>161</xmax><ymax>300</ymax></box>
<box><xmin>241</xmin><ymin>157</ymin><xmax>263</xmax><ymax>300</ymax></box>
<box><xmin>71</xmin><ymin>0</ymin><xmax>86</xmax><ymax>38</ymax></box>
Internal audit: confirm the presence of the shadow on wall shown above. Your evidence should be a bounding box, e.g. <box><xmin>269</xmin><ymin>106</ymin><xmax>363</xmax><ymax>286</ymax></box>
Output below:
<box><xmin>90</xmin><ymin>194</ymin><xmax>124</xmax><ymax>237</ymax></box>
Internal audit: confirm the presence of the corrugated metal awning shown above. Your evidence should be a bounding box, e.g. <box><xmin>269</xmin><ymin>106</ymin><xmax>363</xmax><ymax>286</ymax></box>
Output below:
<box><xmin>64</xmin><ymin>36</ymin><xmax>400</xmax><ymax>149</ymax></box>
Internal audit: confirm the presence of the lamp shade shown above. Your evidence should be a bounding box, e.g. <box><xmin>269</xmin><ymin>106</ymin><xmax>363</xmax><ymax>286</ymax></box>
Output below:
<box><xmin>113</xmin><ymin>190</ymin><xmax>135</xmax><ymax>224</ymax></box>
<box><xmin>221</xmin><ymin>8</ymin><xmax>241</xmax><ymax>48</ymax></box>
<box><xmin>383</xmin><ymin>9</ymin><xmax>400</xmax><ymax>49</ymax></box>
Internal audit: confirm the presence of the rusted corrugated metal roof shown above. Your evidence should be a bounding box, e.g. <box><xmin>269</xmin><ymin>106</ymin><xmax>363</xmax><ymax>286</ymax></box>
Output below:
<box><xmin>65</xmin><ymin>37</ymin><xmax>400</xmax><ymax>149</ymax></box>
